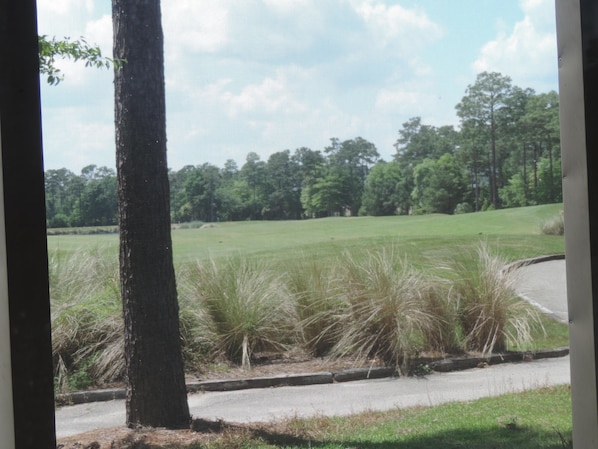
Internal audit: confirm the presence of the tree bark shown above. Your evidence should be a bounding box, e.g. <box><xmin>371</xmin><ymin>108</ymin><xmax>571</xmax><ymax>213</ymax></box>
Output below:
<box><xmin>112</xmin><ymin>0</ymin><xmax>190</xmax><ymax>428</ymax></box>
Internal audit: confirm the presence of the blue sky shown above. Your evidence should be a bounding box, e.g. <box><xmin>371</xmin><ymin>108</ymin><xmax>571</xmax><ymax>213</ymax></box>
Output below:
<box><xmin>37</xmin><ymin>0</ymin><xmax>558</xmax><ymax>172</ymax></box>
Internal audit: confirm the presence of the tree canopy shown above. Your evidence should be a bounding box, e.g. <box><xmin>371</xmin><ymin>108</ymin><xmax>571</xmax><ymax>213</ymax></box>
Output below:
<box><xmin>45</xmin><ymin>71</ymin><xmax>562</xmax><ymax>226</ymax></box>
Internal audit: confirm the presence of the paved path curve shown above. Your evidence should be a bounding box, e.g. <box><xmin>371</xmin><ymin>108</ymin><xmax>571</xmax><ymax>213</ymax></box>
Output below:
<box><xmin>56</xmin><ymin>259</ymin><xmax>570</xmax><ymax>438</ymax></box>
<box><xmin>514</xmin><ymin>258</ymin><xmax>568</xmax><ymax>323</ymax></box>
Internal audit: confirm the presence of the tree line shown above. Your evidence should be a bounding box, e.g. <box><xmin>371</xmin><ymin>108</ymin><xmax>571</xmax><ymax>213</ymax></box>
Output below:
<box><xmin>44</xmin><ymin>71</ymin><xmax>561</xmax><ymax>228</ymax></box>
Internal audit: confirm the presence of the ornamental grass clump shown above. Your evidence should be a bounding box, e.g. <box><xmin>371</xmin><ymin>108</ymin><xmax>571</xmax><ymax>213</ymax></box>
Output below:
<box><xmin>49</xmin><ymin>248</ymin><xmax>124</xmax><ymax>391</ymax></box>
<box><xmin>285</xmin><ymin>259</ymin><xmax>346</xmax><ymax>357</ymax></box>
<box><xmin>446</xmin><ymin>243</ymin><xmax>541</xmax><ymax>354</ymax></box>
<box><xmin>329</xmin><ymin>248</ymin><xmax>455</xmax><ymax>371</ymax></box>
<box><xmin>186</xmin><ymin>256</ymin><xmax>298</xmax><ymax>368</ymax></box>
<box><xmin>541</xmin><ymin>212</ymin><xmax>565</xmax><ymax>235</ymax></box>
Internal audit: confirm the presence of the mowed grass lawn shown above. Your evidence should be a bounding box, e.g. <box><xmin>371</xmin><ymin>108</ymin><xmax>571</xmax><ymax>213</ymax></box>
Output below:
<box><xmin>47</xmin><ymin>203</ymin><xmax>565</xmax><ymax>266</ymax></box>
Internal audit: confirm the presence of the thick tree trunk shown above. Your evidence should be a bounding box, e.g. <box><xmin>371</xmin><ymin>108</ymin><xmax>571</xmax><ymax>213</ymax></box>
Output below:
<box><xmin>112</xmin><ymin>0</ymin><xmax>190</xmax><ymax>428</ymax></box>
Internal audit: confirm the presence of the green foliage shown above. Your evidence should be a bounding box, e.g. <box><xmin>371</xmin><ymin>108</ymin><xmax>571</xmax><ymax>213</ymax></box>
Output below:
<box><xmin>45</xmin><ymin>165</ymin><xmax>117</xmax><ymax>228</ymax></box>
<box><xmin>411</xmin><ymin>154</ymin><xmax>468</xmax><ymax>214</ymax></box>
<box><xmin>38</xmin><ymin>35</ymin><xmax>122</xmax><ymax>85</ymax></box>
<box><xmin>499</xmin><ymin>173</ymin><xmax>531</xmax><ymax>208</ymax></box>
<box><xmin>360</xmin><ymin>160</ymin><xmax>407</xmax><ymax>215</ymax></box>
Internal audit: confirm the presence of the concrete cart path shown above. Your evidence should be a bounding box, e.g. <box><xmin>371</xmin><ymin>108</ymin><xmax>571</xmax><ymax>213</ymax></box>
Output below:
<box><xmin>56</xmin><ymin>356</ymin><xmax>570</xmax><ymax>438</ymax></box>
<box><xmin>55</xmin><ymin>259</ymin><xmax>571</xmax><ymax>439</ymax></box>
<box><xmin>515</xmin><ymin>259</ymin><xmax>568</xmax><ymax>323</ymax></box>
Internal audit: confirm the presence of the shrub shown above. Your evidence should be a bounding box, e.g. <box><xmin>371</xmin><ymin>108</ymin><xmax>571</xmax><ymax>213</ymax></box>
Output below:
<box><xmin>185</xmin><ymin>256</ymin><xmax>298</xmax><ymax>368</ymax></box>
<box><xmin>51</xmin><ymin>250</ymin><xmax>223</xmax><ymax>390</ymax></box>
<box><xmin>541</xmin><ymin>213</ymin><xmax>564</xmax><ymax>235</ymax></box>
<box><xmin>48</xmin><ymin>213</ymin><xmax>70</xmax><ymax>228</ymax></box>
<box><xmin>454</xmin><ymin>202</ymin><xmax>473</xmax><ymax>215</ymax></box>
<box><xmin>444</xmin><ymin>243</ymin><xmax>542</xmax><ymax>354</ymax></box>
<box><xmin>329</xmin><ymin>248</ymin><xmax>455</xmax><ymax>371</ymax></box>
<box><xmin>285</xmin><ymin>260</ymin><xmax>346</xmax><ymax>357</ymax></box>
<box><xmin>49</xmin><ymin>248</ymin><xmax>124</xmax><ymax>391</ymax></box>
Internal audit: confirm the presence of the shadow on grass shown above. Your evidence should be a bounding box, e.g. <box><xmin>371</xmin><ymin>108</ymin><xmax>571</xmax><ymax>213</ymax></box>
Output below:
<box><xmin>191</xmin><ymin>419</ymin><xmax>572</xmax><ymax>449</ymax></box>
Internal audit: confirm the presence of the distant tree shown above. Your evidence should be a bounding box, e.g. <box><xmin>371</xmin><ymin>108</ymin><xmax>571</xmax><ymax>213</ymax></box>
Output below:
<box><xmin>393</xmin><ymin>118</ymin><xmax>458</xmax><ymax>213</ymax></box>
<box><xmin>360</xmin><ymin>161</ymin><xmax>406</xmax><ymax>216</ymax></box>
<box><xmin>412</xmin><ymin>154</ymin><xmax>468</xmax><ymax>214</ymax></box>
<box><xmin>456</xmin><ymin>72</ymin><xmax>514</xmax><ymax>209</ymax></box>
<box><xmin>394</xmin><ymin>117</ymin><xmax>457</xmax><ymax>168</ymax></box>
<box><xmin>240</xmin><ymin>152</ymin><xmax>267</xmax><ymax>219</ymax></box>
<box><xmin>521</xmin><ymin>91</ymin><xmax>561</xmax><ymax>203</ymax></box>
<box><xmin>113</xmin><ymin>0</ymin><xmax>190</xmax><ymax>428</ymax></box>
<box><xmin>178</xmin><ymin>164</ymin><xmax>221</xmax><ymax>222</ymax></box>
<box><xmin>263</xmin><ymin>150</ymin><xmax>302</xmax><ymax>219</ymax></box>
<box><xmin>325</xmin><ymin>137</ymin><xmax>379</xmax><ymax>215</ymax></box>
<box><xmin>75</xmin><ymin>166</ymin><xmax>117</xmax><ymax>226</ymax></box>
<box><xmin>44</xmin><ymin>168</ymin><xmax>82</xmax><ymax>227</ymax></box>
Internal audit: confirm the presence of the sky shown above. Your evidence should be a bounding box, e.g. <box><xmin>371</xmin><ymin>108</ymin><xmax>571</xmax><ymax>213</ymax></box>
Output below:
<box><xmin>37</xmin><ymin>0</ymin><xmax>559</xmax><ymax>173</ymax></box>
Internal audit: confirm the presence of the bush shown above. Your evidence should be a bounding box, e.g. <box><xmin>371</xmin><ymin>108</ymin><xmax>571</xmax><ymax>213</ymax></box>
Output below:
<box><xmin>48</xmin><ymin>213</ymin><xmax>70</xmax><ymax>228</ymax></box>
<box><xmin>49</xmin><ymin>248</ymin><xmax>124</xmax><ymax>391</ymax></box>
<box><xmin>51</xmin><ymin>249</ymin><xmax>223</xmax><ymax>390</ymax></box>
<box><xmin>541</xmin><ymin>213</ymin><xmax>564</xmax><ymax>235</ymax></box>
<box><xmin>285</xmin><ymin>259</ymin><xmax>345</xmax><ymax>357</ymax></box>
<box><xmin>454</xmin><ymin>202</ymin><xmax>473</xmax><ymax>215</ymax></box>
<box><xmin>184</xmin><ymin>256</ymin><xmax>298</xmax><ymax>368</ymax></box>
<box><xmin>329</xmin><ymin>249</ymin><xmax>456</xmax><ymax>371</ymax></box>
<box><xmin>443</xmin><ymin>243</ymin><xmax>541</xmax><ymax>354</ymax></box>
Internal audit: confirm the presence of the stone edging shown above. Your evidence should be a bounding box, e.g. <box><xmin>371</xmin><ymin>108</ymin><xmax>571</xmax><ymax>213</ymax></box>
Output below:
<box><xmin>56</xmin><ymin>347</ymin><xmax>569</xmax><ymax>406</ymax></box>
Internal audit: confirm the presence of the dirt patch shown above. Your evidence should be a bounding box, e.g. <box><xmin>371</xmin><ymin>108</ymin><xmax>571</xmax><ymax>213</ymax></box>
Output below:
<box><xmin>57</xmin><ymin>418</ymin><xmax>313</xmax><ymax>449</ymax></box>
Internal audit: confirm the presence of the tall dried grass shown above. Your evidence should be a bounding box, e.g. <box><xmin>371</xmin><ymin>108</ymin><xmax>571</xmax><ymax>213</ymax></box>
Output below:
<box><xmin>541</xmin><ymin>213</ymin><xmax>565</xmax><ymax>235</ymax></box>
<box><xmin>184</xmin><ymin>256</ymin><xmax>298</xmax><ymax>368</ymax></box>
<box><xmin>444</xmin><ymin>243</ymin><xmax>542</xmax><ymax>354</ymax></box>
<box><xmin>328</xmin><ymin>249</ymin><xmax>456</xmax><ymax>371</ymax></box>
<box><xmin>49</xmin><ymin>248</ymin><xmax>124</xmax><ymax>390</ymax></box>
<box><xmin>285</xmin><ymin>260</ymin><xmax>345</xmax><ymax>356</ymax></box>
<box><xmin>50</xmin><ymin>242</ymin><xmax>545</xmax><ymax>389</ymax></box>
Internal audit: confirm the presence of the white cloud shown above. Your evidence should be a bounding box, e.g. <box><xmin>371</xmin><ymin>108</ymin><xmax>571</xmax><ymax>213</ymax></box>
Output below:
<box><xmin>37</xmin><ymin>0</ymin><xmax>93</xmax><ymax>18</ymax></box>
<box><xmin>85</xmin><ymin>14</ymin><xmax>112</xmax><ymax>55</ymax></box>
<box><xmin>42</xmin><ymin>106</ymin><xmax>114</xmax><ymax>170</ymax></box>
<box><xmin>472</xmin><ymin>0</ymin><xmax>557</xmax><ymax>89</ymax></box>
<box><xmin>224</xmin><ymin>75</ymin><xmax>307</xmax><ymax>117</ymax></box>
<box><xmin>353</xmin><ymin>0</ymin><xmax>442</xmax><ymax>47</ymax></box>
<box><xmin>262</xmin><ymin>0</ymin><xmax>313</xmax><ymax>14</ymax></box>
<box><xmin>37</xmin><ymin>0</ymin><xmax>96</xmax><ymax>37</ymax></box>
<box><xmin>162</xmin><ymin>0</ymin><xmax>230</xmax><ymax>56</ymax></box>
<box><xmin>375</xmin><ymin>88</ymin><xmax>435</xmax><ymax>114</ymax></box>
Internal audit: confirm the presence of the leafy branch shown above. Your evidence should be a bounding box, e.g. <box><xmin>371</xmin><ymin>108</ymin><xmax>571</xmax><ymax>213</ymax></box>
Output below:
<box><xmin>38</xmin><ymin>35</ymin><xmax>125</xmax><ymax>85</ymax></box>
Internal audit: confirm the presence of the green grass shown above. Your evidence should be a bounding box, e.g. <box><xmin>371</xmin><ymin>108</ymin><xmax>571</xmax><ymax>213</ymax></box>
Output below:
<box><xmin>47</xmin><ymin>204</ymin><xmax>565</xmax><ymax>265</ymax></box>
<box><xmin>172</xmin><ymin>385</ymin><xmax>571</xmax><ymax>448</ymax></box>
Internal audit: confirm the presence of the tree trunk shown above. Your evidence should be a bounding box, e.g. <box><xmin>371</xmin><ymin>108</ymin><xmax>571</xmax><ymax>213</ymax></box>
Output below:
<box><xmin>490</xmin><ymin>111</ymin><xmax>499</xmax><ymax>209</ymax></box>
<box><xmin>523</xmin><ymin>143</ymin><xmax>528</xmax><ymax>206</ymax></box>
<box><xmin>112</xmin><ymin>0</ymin><xmax>190</xmax><ymax>429</ymax></box>
<box><xmin>548</xmin><ymin>138</ymin><xmax>554</xmax><ymax>202</ymax></box>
